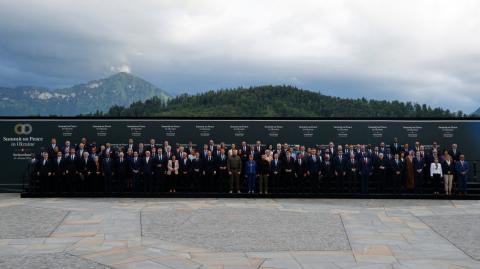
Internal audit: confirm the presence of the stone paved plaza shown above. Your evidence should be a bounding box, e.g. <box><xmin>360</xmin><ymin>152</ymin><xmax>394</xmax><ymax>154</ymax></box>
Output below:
<box><xmin>1</xmin><ymin>194</ymin><xmax>480</xmax><ymax>268</ymax></box>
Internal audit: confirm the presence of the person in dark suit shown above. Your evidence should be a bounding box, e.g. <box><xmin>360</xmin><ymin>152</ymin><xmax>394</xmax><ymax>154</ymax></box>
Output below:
<box><xmin>52</xmin><ymin>151</ymin><xmax>66</xmax><ymax>193</ymax></box>
<box><xmin>455</xmin><ymin>154</ymin><xmax>469</xmax><ymax>195</ymax></box>
<box><xmin>449</xmin><ymin>144</ymin><xmax>461</xmax><ymax>162</ymax></box>
<box><xmin>102</xmin><ymin>152</ymin><xmax>115</xmax><ymax>193</ymax></box>
<box><xmin>204</xmin><ymin>151</ymin><xmax>217</xmax><ymax>192</ymax></box>
<box><xmin>36</xmin><ymin>152</ymin><xmax>52</xmax><ymax>193</ymax></box>
<box><xmin>359</xmin><ymin>155</ymin><xmax>373</xmax><ymax>194</ymax></box>
<box><xmin>373</xmin><ymin>153</ymin><xmax>388</xmax><ymax>193</ymax></box>
<box><xmin>152</xmin><ymin>148</ymin><xmax>166</xmax><ymax>192</ymax></box>
<box><xmin>191</xmin><ymin>152</ymin><xmax>202</xmax><ymax>192</ymax></box>
<box><xmin>216</xmin><ymin>148</ymin><xmax>228</xmax><ymax>192</ymax></box>
<box><xmin>306</xmin><ymin>149</ymin><xmax>321</xmax><ymax>193</ymax></box>
<box><xmin>78</xmin><ymin>151</ymin><xmax>94</xmax><ymax>192</ymax></box>
<box><xmin>92</xmin><ymin>155</ymin><xmax>103</xmax><ymax>193</ymax></box>
<box><xmin>179</xmin><ymin>152</ymin><xmax>192</xmax><ymax>192</ymax></box>
<box><xmin>333</xmin><ymin>150</ymin><xmax>346</xmax><ymax>193</ymax></box>
<box><xmin>65</xmin><ymin>148</ymin><xmax>79</xmax><ymax>193</ymax></box>
<box><xmin>141</xmin><ymin>151</ymin><xmax>154</xmax><ymax>193</ymax></box>
<box><xmin>390</xmin><ymin>137</ymin><xmax>401</xmax><ymax>155</ymax></box>
<box><xmin>125</xmin><ymin>138</ymin><xmax>136</xmax><ymax>153</ymax></box>
<box><xmin>167</xmin><ymin>154</ymin><xmax>179</xmax><ymax>192</ymax></box>
<box><xmin>258</xmin><ymin>155</ymin><xmax>271</xmax><ymax>194</ymax></box>
<box><xmin>115</xmin><ymin>152</ymin><xmax>129</xmax><ymax>193</ymax></box>
<box><xmin>413</xmin><ymin>152</ymin><xmax>425</xmax><ymax>194</ymax></box>
<box><xmin>390</xmin><ymin>154</ymin><xmax>404</xmax><ymax>194</ymax></box>
<box><xmin>130</xmin><ymin>151</ymin><xmax>142</xmax><ymax>193</ymax></box>
<box><xmin>321</xmin><ymin>154</ymin><xmax>334</xmax><ymax>193</ymax></box>
<box><xmin>283</xmin><ymin>152</ymin><xmax>295</xmax><ymax>193</ymax></box>
<box><xmin>271</xmin><ymin>153</ymin><xmax>282</xmax><ymax>193</ymax></box>
<box><xmin>47</xmin><ymin>138</ymin><xmax>58</xmax><ymax>160</ymax></box>
<box><xmin>345</xmin><ymin>153</ymin><xmax>358</xmax><ymax>193</ymax></box>
<box><xmin>294</xmin><ymin>154</ymin><xmax>307</xmax><ymax>193</ymax></box>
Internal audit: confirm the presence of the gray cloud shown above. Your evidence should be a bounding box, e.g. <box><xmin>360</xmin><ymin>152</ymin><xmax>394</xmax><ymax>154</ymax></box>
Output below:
<box><xmin>0</xmin><ymin>0</ymin><xmax>479</xmax><ymax>112</ymax></box>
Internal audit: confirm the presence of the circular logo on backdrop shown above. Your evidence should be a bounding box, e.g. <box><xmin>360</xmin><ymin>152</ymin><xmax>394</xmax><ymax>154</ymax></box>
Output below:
<box><xmin>14</xmin><ymin>123</ymin><xmax>33</xmax><ymax>135</ymax></box>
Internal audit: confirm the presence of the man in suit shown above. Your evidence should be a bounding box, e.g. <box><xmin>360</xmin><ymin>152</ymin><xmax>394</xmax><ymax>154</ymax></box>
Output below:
<box><xmin>141</xmin><ymin>151</ymin><xmax>154</xmax><ymax>192</ymax></box>
<box><xmin>65</xmin><ymin>148</ymin><xmax>79</xmax><ymax>193</ymax></box>
<box><xmin>390</xmin><ymin>153</ymin><xmax>404</xmax><ymax>194</ymax></box>
<box><xmin>152</xmin><ymin>148</ymin><xmax>166</xmax><ymax>192</ymax></box>
<box><xmin>36</xmin><ymin>152</ymin><xmax>52</xmax><ymax>193</ymax></box>
<box><xmin>271</xmin><ymin>153</ymin><xmax>282</xmax><ymax>193</ymax></box>
<box><xmin>125</xmin><ymin>138</ymin><xmax>136</xmax><ymax>152</ymax></box>
<box><xmin>130</xmin><ymin>151</ymin><xmax>142</xmax><ymax>193</ymax></box>
<box><xmin>216</xmin><ymin>148</ymin><xmax>228</xmax><ymax>192</ymax></box>
<box><xmin>283</xmin><ymin>152</ymin><xmax>295</xmax><ymax>193</ymax></box>
<box><xmin>455</xmin><ymin>154</ymin><xmax>469</xmax><ymax>195</ymax></box>
<box><xmin>373</xmin><ymin>153</ymin><xmax>388</xmax><ymax>193</ymax></box>
<box><xmin>47</xmin><ymin>138</ymin><xmax>58</xmax><ymax>160</ymax></box>
<box><xmin>345</xmin><ymin>153</ymin><xmax>358</xmax><ymax>193</ymax></box>
<box><xmin>78</xmin><ymin>151</ymin><xmax>94</xmax><ymax>192</ymax></box>
<box><xmin>359</xmin><ymin>155</ymin><xmax>373</xmax><ymax>194</ymax></box>
<box><xmin>307</xmin><ymin>149</ymin><xmax>321</xmax><ymax>193</ymax></box>
<box><xmin>102</xmin><ymin>152</ymin><xmax>115</xmax><ymax>193</ymax></box>
<box><xmin>333</xmin><ymin>150</ymin><xmax>346</xmax><ymax>193</ymax></box>
<box><xmin>52</xmin><ymin>151</ymin><xmax>66</xmax><ymax>193</ymax></box>
<box><xmin>191</xmin><ymin>152</ymin><xmax>202</xmax><ymax>192</ymax></box>
<box><xmin>449</xmin><ymin>144</ymin><xmax>461</xmax><ymax>162</ymax></box>
<box><xmin>116</xmin><ymin>152</ymin><xmax>129</xmax><ymax>193</ymax></box>
<box><xmin>293</xmin><ymin>154</ymin><xmax>307</xmax><ymax>193</ymax></box>
<box><xmin>413</xmin><ymin>151</ymin><xmax>425</xmax><ymax>194</ymax></box>
<box><xmin>390</xmin><ymin>137</ymin><xmax>401</xmax><ymax>155</ymax></box>
<box><xmin>321</xmin><ymin>154</ymin><xmax>333</xmax><ymax>192</ymax></box>
<box><xmin>179</xmin><ymin>152</ymin><xmax>192</xmax><ymax>192</ymax></box>
<box><xmin>203</xmin><ymin>151</ymin><xmax>217</xmax><ymax>192</ymax></box>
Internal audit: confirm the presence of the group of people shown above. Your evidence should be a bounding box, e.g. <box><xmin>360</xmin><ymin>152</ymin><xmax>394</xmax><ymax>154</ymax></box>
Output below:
<box><xmin>25</xmin><ymin>137</ymin><xmax>471</xmax><ymax>195</ymax></box>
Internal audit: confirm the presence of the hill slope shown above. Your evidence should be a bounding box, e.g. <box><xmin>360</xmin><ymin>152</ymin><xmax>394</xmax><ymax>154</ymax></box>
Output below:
<box><xmin>105</xmin><ymin>85</ymin><xmax>460</xmax><ymax>117</ymax></box>
<box><xmin>0</xmin><ymin>73</ymin><xmax>171</xmax><ymax>116</ymax></box>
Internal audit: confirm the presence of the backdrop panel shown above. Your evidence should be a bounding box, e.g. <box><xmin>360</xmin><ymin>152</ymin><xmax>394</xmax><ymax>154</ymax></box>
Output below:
<box><xmin>1</xmin><ymin>118</ymin><xmax>479</xmax><ymax>191</ymax></box>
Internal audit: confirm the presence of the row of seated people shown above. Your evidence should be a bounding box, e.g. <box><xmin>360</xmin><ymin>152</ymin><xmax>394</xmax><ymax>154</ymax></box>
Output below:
<box><xmin>24</xmin><ymin>137</ymin><xmax>470</xmax><ymax>195</ymax></box>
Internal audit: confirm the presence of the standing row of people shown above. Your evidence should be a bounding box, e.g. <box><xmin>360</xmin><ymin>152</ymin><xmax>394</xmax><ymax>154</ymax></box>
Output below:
<box><xmin>25</xmin><ymin>137</ymin><xmax>470</xmax><ymax>195</ymax></box>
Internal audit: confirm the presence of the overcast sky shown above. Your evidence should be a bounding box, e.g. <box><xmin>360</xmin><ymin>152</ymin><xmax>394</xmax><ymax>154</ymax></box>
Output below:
<box><xmin>0</xmin><ymin>0</ymin><xmax>479</xmax><ymax>112</ymax></box>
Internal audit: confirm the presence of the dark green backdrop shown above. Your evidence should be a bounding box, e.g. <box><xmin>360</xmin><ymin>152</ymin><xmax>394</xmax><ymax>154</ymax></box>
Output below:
<box><xmin>1</xmin><ymin>118</ymin><xmax>479</xmax><ymax>191</ymax></box>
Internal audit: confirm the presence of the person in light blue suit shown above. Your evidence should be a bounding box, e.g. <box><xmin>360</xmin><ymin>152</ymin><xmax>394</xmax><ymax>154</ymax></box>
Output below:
<box><xmin>245</xmin><ymin>154</ymin><xmax>257</xmax><ymax>194</ymax></box>
<box><xmin>455</xmin><ymin>154</ymin><xmax>469</xmax><ymax>195</ymax></box>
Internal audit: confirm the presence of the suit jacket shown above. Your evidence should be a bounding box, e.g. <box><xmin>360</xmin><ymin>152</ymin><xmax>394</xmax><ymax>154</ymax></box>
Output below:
<box><xmin>283</xmin><ymin>157</ymin><xmax>295</xmax><ymax>173</ymax></box>
<box><xmin>413</xmin><ymin>157</ymin><xmax>424</xmax><ymax>174</ymax></box>
<box><xmin>294</xmin><ymin>158</ymin><xmax>307</xmax><ymax>177</ymax></box>
<box><xmin>203</xmin><ymin>156</ymin><xmax>216</xmax><ymax>174</ymax></box>
<box><xmin>102</xmin><ymin>158</ymin><xmax>114</xmax><ymax>176</ymax></box>
<box><xmin>271</xmin><ymin>159</ymin><xmax>282</xmax><ymax>174</ymax></box>
<box><xmin>65</xmin><ymin>155</ymin><xmax>79</xmax><ymax>175</ymax></box>
<box><xmin>78</xmin><ymin>158</ymin><xmax>94</xmax><ymax>175</ymax></box>
<box><xmin>359</xmin><ymin>157</ymin><xmax>373</xmax><ymax>176</ymax></box>
<box><xmin>130</xmin><ymin>157</ymin><xmax>142</xmax><ymax>175</ymax></box>
<box><xmin>141</xmin><ymin>157</ymin><xmax>154</xmax><ymax>176</ymax></box>
<box><xmin>116</xmin><ymin>158</ymin><xmax>129</xmax><ymax>178</ymax></box>
<box><xmin>456</xmin><ymin>161</ymin><xmax>469</xmax><ymax>179</ymax></box>
<box><xmin>333</xmin><ymin>155</ymin><xmax>346</xmax><ymax>173</ymax></box>
<box><xmin>191</xmin><ymin>158</ymin><xmax>202</xmax><ymax>173</ymax></box>
<box><xmin>52</xmin><ymin>157</ymin><xmax>66</xmax><ymax>176</ymax></box>
<box><xmin>322</xmin><ymin>160</ymin><xmax>333</xmax><ymax>177</ymax></box>
<box><xmin>37</xmin><ymin>159</ymin><xmax>52</xmax><ymax>176</ymax></box>
<box><xmin>307</xmin><ymin>156</ymin><xmax>320</xmax><ymax>174</ymax></box>
<box><xmin>179</xmin><ymin>158</ymin><xmax>192</xmax><ymax>174</ymax></box>
<box><xmin>390</xmin><ymin>159</ymin><xmax>404</xmax><ymax>174</ymax></box>
<box><xmin>345</xmin><ymin>158</ymin><xmax>358</xmax><ymax>176</ymax></box>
